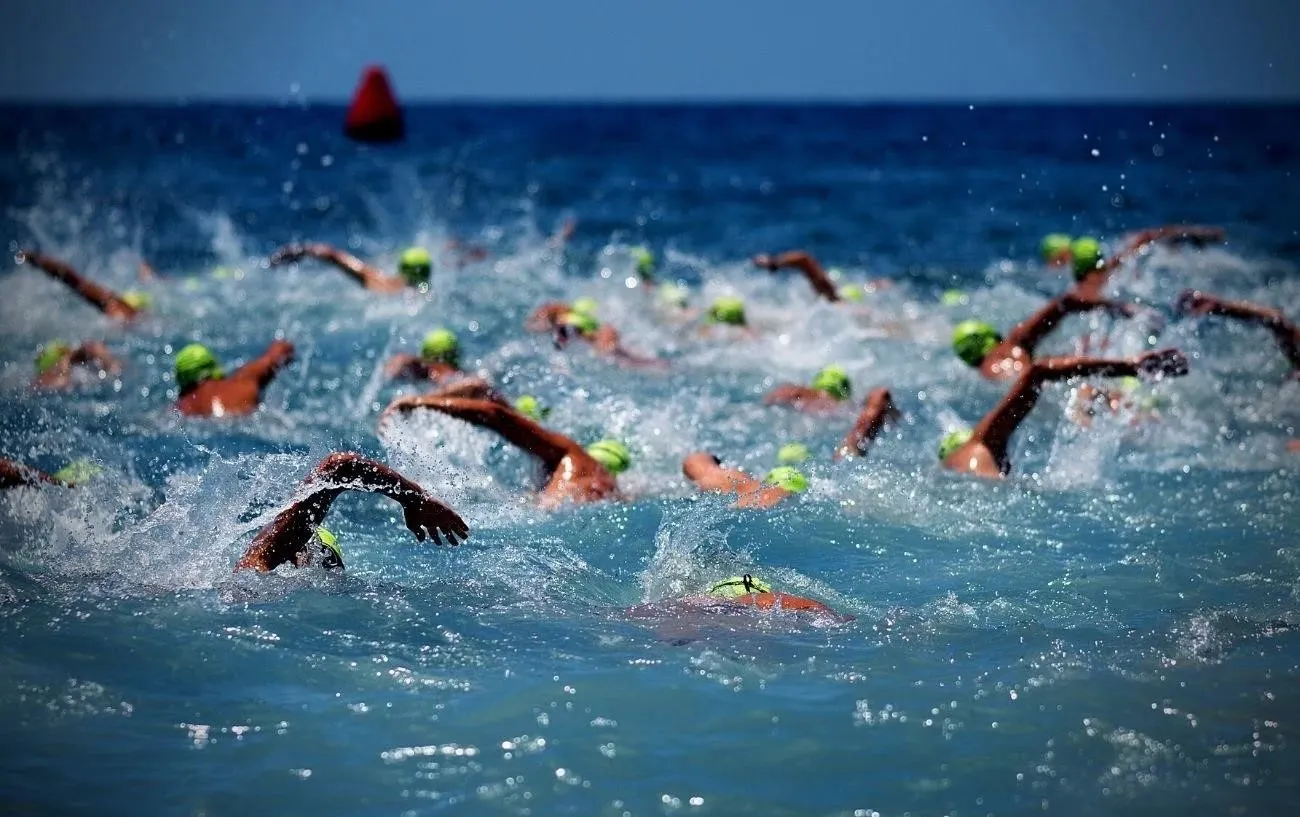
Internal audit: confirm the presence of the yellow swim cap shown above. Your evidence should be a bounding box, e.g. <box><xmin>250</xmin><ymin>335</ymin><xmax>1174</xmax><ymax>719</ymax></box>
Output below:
<box><xmin>174</xmin><ymin>344</ymin><xmax>223</xmax><ymax>390</ymax></box>
<box><xmin>420</xmin><ymin>328</ymin><xmax>460</xmax><ymax>365</ymax></box>
<box><xmin>314</xmin><ymin>526</ymin><xmax>343</xmax><ymax>568</ymax></box>
<box><xmin>398</xmin><ymin>247</ymin><xmax>432</xmax><ymax>285</ymax></box>
<box><xmin>764</xmin><ymin>466</ymin><xmax>808</xmax><ymax>493</ymax></box>
<box><xmin>777</xmin><ymin>442</ymin><xmax>810</xmax><ymax>465</ymax></box>
<box><xmin>586</xmin><ymin>439</ymin><xmax>631</xmax><ymax>474</ymax></box>
<box><xmin>810</xmin><ymin>365</ymin><xmax>851</xmax><ymax>400</ymax></box>
<box><xmin>707</xmin><ymin>296</ymin><xmax>746</xmax><ymax>326</ymax></box>
<box><xmin>938</xmin><ymin>429</ymin><xmax>973</xmax><ymax>460</ymax></box>
<box><xmin>952</xmin><ymin>320</ymin><xmax>1001</xmax><ymax>367</ymax></box>
<box><xmin>708</xmin><ymin>574</ymin><xmax>774</xmax><ymax>599</ymax></box>
<box><xmin>34</xmin><ymin>340</ymin><xmax>71</xmax><ymax>376</ymax></box>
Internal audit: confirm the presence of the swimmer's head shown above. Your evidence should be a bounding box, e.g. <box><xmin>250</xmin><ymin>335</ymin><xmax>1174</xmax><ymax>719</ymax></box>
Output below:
<box><xmin>656</xmin><ymin>282</ymin><xmax>690</xmax><ymax>309</ymax></box>
<box><xmin>121</xmin><ymin>289</ymin><xmax>153</xmax><ymax>311</ymax></box>
<box><xmin>314</xmin><ymin>526</ymin><xmax>343</xmax><ymax>570</ymax></box>
<box><xmin>777</xmin><ymin>442</ymin><xmax>810</xmax><ymax>465</ymax></box>
<box><xmin>398</xmin><ymin>247</ymin><xmax>432</xmax><ymax>286</ymax></box>
<box><xmin>707</xmin><ymin>574</ymin><xmax>773</xmax><ymax>599</ymax></box>
<box><xmin>952</xmin><ymin>320</ymin><xmax>1002</xmax><ymax>367</ymax></box>
<box><xmin>561</xmin><ymin>310</ymin><xmax>600</xmax><ymax>337</ymax></box>
<box><xmin>937</xmin><ymin>428</ymin><xmax>973</xmax><ymax>460</ymax></box>
<box><xmin>1070</xmin><ymin>237</ymin><xmax>1103</xmax><ymax>280</ymax></box>
<box><xmin>52</xmin><ymin>458</ymin><xmax>101</xmax><ymax>485</ymax></box>
<box><xmin>707</xmin><ymin>296</ymin><xmax>747</xmax><ymax>327</ymax></box>
<box><xmin>570</xmin><ymin>297</ymin><xmax>599</xmax><ymax>318</ymax></box>
<box><xmin>810</xmin><ymin>365</ymin><xmax>851</xmax><ymax>401</ymax></box>
<box><xmin>838</xmin><ymin>283</ymin><xmax>865</xmax><ymax>302</ymax></box>
<box><xmin>420</xmin><ymin>328</ymin><xmax>460</xmax><ymax>366</ymax></box>
<box><xmin>631</xmin><ymin>246</ymin><xmax>655</xmax><ymax>281</ymax></box>
<box><xmin>1040</xmin><ymin>233</ymin><xmax>1073</xmax><ymax>265</ymax></box>
<box><xmin>513</xmin><ymin>394</ymin><xmax>550</xmax><ymax>422</ymax></box>
<box><xmin>34</xmin><ymin>340</ymin><xmax>71</xmax><ymax>376</ymax></box>
<box><xmin>941</xmin><ymin>289</ymin><xmax>968</xmax><ymax>307</ymax></box>
<box><xmin>174</xmin><ymin>343</ymin><xmax>223</xmax><ymax>390</ymax></box>
<box><xmin>586</xmin><ymin>439</ymin><xmax>631</xmax><ymax>474</ymax></box>
<box><xmin>764</xmin><ymin>466</ymin><xmax>809</xmax><ymax>493</ymax></box>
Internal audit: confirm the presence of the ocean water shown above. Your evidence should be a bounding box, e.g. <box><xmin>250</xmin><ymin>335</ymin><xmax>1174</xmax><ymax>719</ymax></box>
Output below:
<box><xmin>1</xmin><ymin>103</ymin><xmax>1298</xmax><ymax>816</ymax></box>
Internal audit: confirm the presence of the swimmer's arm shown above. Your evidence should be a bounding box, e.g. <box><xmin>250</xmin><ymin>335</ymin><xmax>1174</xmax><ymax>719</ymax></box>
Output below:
<box><xmin>1176</xmin><ymin>290</ymin><xmax>1299</xmax><ymax>367</ymax></box>
<box><xmin>69</xmin><ymin>341</ymin><xmax>122</xmax><ymax>374</ymax></box>
<box><xmin>753</xmin><ymin>251</ymin><xmax>840</xmax><ymax>302</ymax></box>
<box><xmin>763</xmin><ymin>384</ymin><xmax>821</xmax><ymax>406</ymax></box>
<box><xmin>232</xmin><ymin>339</ymin><xmax>296</xmax><ymax>390</ymax></box>
<box><xmin>835</xmin><ymin>387</ymin><xmax>899</xmax><ymax>460</ymax></box>
<box><xmin>1005</xmin><ymin>292</ymin><xmax>1131</xmax><ymax>354</ymax></box>
<box><xmin>0</xmin><ymin>458</ymin><xmax>69</xmax><ymax>490</ymax></box>
<box><xmin>383</xmin><ymin>354</ymin><xmax>431</xmax><ymax>380</ymax></box>
<box><xmin>269</xmin><ymin>242</ymin><xmax>392</xmax><ymax>289</ymax></box>
<box><xmin>139</xmin><ymin>260</ymin><xmax>159</xmax><ymax>281</ymax></box>
<box><xmin>526</xmin><ymin>302</ymin><xmax>569</xmax><ymax>332</ymax></box>
<box><xmin>16</xmin><ymin>250</ymin><xmax>138</xmax><ymax>320</ymax></box>
<box><xmin>1116</xmin><ymin>225</ymin><xmax>1226</xmax><ymax>264</ymax></box>
<box><xmin>389</xmin><ymin>397</ymin><xmax>576</xmax><ymax>470</ymax></box>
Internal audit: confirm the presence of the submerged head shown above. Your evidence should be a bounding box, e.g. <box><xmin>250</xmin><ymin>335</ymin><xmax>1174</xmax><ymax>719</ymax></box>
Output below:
<box><xmin>631</xmin><ymin>246</ymin><xmax>655</xmax><ymax>281</ymax></box>
<box><xmin>34</xmin><ymin>340</ymin><xmax>72</xmax><ymax>376</ymax></box>
<box><xmin>940</xmin><ymin>289</ymin><xmax>968</xmax><ymax>307</ymax></box>
<box><xmin>707</xmin><ymin>574</ymin><xmax>774</xmax><ymax>599</ymax></box>
<box><xmin>174</xmin><ymin>343</ymin><xmax>223</xmax><ymax>390</ymax></box>
<box><xmin>1070</xmin><ymin>237</ymin><xmax>1102</xmax><ymax>280</ymax></box>
<box><xmin>937</xmin><ymin>428</ymin><xmax>973</xmax><ymax>460</ymax></box>
<box><xmin>810</xmin><ymin>365</ymin><xmax>851</xmax><ymax>401</ymax></box>
<box><xmin>1040</xmin><ymin>233</ymin><xmax>1073</xmax><ymax>265</ymax></box>
<box><xmin>314</xmin><ymin>526</ymin><xmax>343</xmax><ymax>569</ymax></box>
<box><xmin>952</xmin><ymin>320</ymin><xmax>1002</xmax><ymax>367</ymax></box>
<box><xmin>420</xmin><ymin>328</ymin><xmax>460</xmax><ymax>366</ymax></box>
<box><xmin>777</xmin><ymin>442</ymin><xmax>810</xmax><ymax>465</ymax></box>
<box><xmin>656</xmin><ymin>281</ymin><xmax>690</xmax><ymax>309</ymax></box>
<box><xmin>586</xmin><ymin>439</ymin><xmax>632</xmax><ymax>475</ymax></box>
<box><xmin>121</xmin><ymin>289</ymin><xmax>153</xmax><ymax>311</ymax></box>
<box><xmin>398</xmin><ymin>247</ymin><xmax>432</xmax><ymax>286</ymax></box>
<box><xmin>707</xmin><ymin>296</ymin><xmax>747</xmax><ymax>327</ymax></box>
<box><xmin>764</xmin><ymin>466</ymin><xmax>809</xmax><ymax>493</ymax></box>
<box><xmin>513</xmin><ymin>394</ymin><xmax>550</xmax><ymax>422</ymax></box>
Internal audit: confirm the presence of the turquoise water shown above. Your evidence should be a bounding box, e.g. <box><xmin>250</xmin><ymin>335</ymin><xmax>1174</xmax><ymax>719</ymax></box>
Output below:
<box><xmin>1</xmin><ymin>104</ymin><xmax>1298</xmax><ymax>815</ymax></box>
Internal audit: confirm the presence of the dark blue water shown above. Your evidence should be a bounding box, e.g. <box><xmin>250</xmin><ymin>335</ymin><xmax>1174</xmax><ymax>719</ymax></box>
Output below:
<box><xmin>1</xmin><ymin>104</ymin><xmax>1299</xmax><ymax>816</ymax></box>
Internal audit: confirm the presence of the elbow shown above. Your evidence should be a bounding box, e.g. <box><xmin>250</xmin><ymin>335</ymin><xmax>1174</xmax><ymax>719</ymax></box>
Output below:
<box><xmin>314</xmin><ymin>451</ymin><xmax>364</xmax><ymax>479</ymax></box>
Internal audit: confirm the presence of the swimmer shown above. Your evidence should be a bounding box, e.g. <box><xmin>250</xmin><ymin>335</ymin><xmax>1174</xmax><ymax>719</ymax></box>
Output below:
<box><xmin>235</xmin><ymin>452</ymin><xmax>468</xmax><ymax>572</ymax></box>
<box><xmin>681</xmin><ymin>452</ymin><xmax>807</xmax><ymax>508</ymax></box>
<box><xmin>630</xmin><ymin>245</ymin><xmax>657</xmax><ymax>287</ymax></box>
<box><xmin>268</xmin><ymin>243</ymin><xmax>433</xmax><ymax>293</ymax></box>
<box><xmin>765</xmin><ymin>365</ymin><xmax>853</xmax><ymax>413</ymax></box>
<box><xmin>751</xmin><ymin>251</ymin><xmax>841</xmax><ymax>302</ymax></box>
<box><xmin>552</xmin><ymin>308</ymin><xmax>666</xmax><ymax>370</ymax></box>
<box><xmin>939</xmin><ymin>348</ymin><xmax>1189</xmax><ymax>479</ymax></box>
<box><xmin>1174</xmin><ymin>289</ymin><xmax>1299</xmax><ymax>372</ymax></box>
<box><xmin>173</xmin><ymin>340</ymin><xmax>295</xmax><ymax>417</ymax></box>
<box><xmin>383</xmin><ymin>328</ymin><xmax>466</xmax><ymax>383</ymax></box>
<box><xmin>834</xmin><ymin>387</ymin><xmax>901</xmax><ymax>460</ymax></box>
<box><xmin>0</xmin><ymin>457</ymin><xmax>73</xmax><ymax>489</ymax></box>
<box><xmin>15</xmin><ymin>250</ymin><xmax>150</xmax><ymax>322</ymax></box>
<box><xmin>379</xmin><ymin>382</ymin><xmax>631</xmax><ymax>508</ymax></box>
<box><xmin>31</xmin><ymin>340</ymin><xmax>122</xmax><ymax>390</ymax></box>
<box><xmin>1048</xmin><ymin>226</ymin><xmax>1225</xmax><ymax>298</ymax></box>
<box><xmin>525</xmin><ymin>296</ymin><xmax>597</xmax><ymax>333</ymax></box>
<box><xmin>953</xmin><ymin>290</ymin><xmax>1142</xmax><ymax>381</ymax></box>
<box><xmin>630</xmin><ymin>574</ymin><xmax>848</xmax><ymax>622</ymax></box>
<box><xmin>701</xmin><ymin>296</ymin><xmax>755</xmax><ymax>334</ymax></box>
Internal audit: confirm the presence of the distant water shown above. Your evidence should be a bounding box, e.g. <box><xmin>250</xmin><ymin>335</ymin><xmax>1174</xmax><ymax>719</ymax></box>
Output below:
<box><xmin>1</xmin><ymin>104</ymin><xmax>1298</xmax><ymax>816</ymax></box>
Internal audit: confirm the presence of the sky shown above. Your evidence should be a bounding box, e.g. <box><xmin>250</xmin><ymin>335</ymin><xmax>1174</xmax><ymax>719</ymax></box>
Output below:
<box><xmin>2</xmin><ymin>0</ymin><xmax>1299</xmax><ymax>102</ymax></box>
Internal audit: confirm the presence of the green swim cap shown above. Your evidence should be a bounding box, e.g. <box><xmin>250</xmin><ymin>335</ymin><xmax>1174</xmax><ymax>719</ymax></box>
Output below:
<box><xmin>34</xmin><ymin>340</ymin><xmax>71</xmax><ymax>376</ymax></box>
<box><xmin>52</xmin><ymin>458</ymin><xmax>101</xmax><ymax>485</ymax></box>
<box><xmin>561</xmin><ymin>310</ymin><xmax>600</xmax><ymax>336</ymax></box>
<box><xmin>839</xmin><ymin>283</ymin><xmax>865</xmax><ymax>302</ymax></box>
<box><xmin>174</xmin><ymin>343</ymin><xmax>223</xmax><ymax>390</ymax></box>
<box><xmin>1070</xmin><ymin>237</ymin><xmax>1102</xmax><ymax>280</ymax></box>
<box><xmin>777</xmin><ymin>442</ymin><xmax>810</xmax><ymax>465</ymax></box>
<box><xmin>941</xmin><ymin>289</ymin><xmax>968</xmax><ymax>307</ymax></box>
<box><xmin>513</xmin><ymin>394</ymin><xmax>550</xmax><ymax>421</ymax></box>
<box><xmin>314</xmin><ymin>526</ymin><xmax>343</xmax><ymax>566</ymax></box>
<box><xmin>656</xmin><ymin>282</ymin><xmax>689</xmax><ymax>309</ymax></box>
<box><xmin>1040</xmin><ymin>233</ymin><xmax>1073</xmax><ymax>263</ymax></box>
<box><xmin>420</xmin><ymin>328</ymin><xmax>460</xmax><ymax>365</ymax></box>
<box><xmin>764</xmin><ymin>466</ymin><xmax>809</xmax><ymax>493</ymax></box>
<box><xmin>810</xmin><ymin>365</ymin><xmax>851</xmax><ymax>401</ymax></box>
<box><xmin>707</xmin><ymin>296</ymin><xmax>746</xmax><ymax>326</ymax></box>
<box><xmin>631</xmin><ymin>246</ymin><xmax>655</xmax><ymax>281</ymax></box>
<box><xmin>938</xmin><ymin>429</ymin><xmax>973</xmax><ymax>460</ymax></box>
<box><xmin>398</xmin><ymin>247</ymin><xmax>432</xmax><ymax>285</ymax></box>
<box><xmin>952</xmin><ymin>320</ymin><xmax>1001</xmax><ymax>367</ymax></box>
<box><xmin>707</xmin><ymin>574</ymin><xmax>773</xmax><ymax>599</ymax></box>
<box><xmin>586</xmin><ymin>439</ymin><xmax>631</xmax><ymax>474</ymax></box>
<box><xmin>570</xmin><ymin>296</ymin><xmax>599</xmax><ymax>317</ymax></box>
<box><xmin>121</xmin><ymin>290</ymin><xmax>153</xmax><ymax>310</ymax></box>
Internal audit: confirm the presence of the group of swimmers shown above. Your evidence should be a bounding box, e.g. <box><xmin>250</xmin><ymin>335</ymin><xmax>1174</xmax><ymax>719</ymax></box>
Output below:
<box><xmin>6</xmin><ymin>221</ymin><xmax>1297</xmax><ymax>620</ymax></box>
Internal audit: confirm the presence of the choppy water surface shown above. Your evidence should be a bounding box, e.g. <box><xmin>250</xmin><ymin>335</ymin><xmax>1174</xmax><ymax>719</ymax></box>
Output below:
<box><xmin>1</xmin><ymin>104</ymin><xmax>1298</xmax><ymax>816</ymax></box>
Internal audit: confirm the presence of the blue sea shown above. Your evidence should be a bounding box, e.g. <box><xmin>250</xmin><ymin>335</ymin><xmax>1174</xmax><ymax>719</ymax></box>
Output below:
<box><xmin>1</xmin><ymin>103</ymin><xmax>1299</xmax><ymax>816</ymax></box>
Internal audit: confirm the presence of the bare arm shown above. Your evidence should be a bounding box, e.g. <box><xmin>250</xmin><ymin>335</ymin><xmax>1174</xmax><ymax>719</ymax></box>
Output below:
<box><xmin>835</xmin><ymin>387</ymin><xmax>900</xmax><ymax>460</ymax></box>
<box><xmin>383</xmin><ymin>396</ymin><xmax>578</xmax><ymax>471</ymax></box>
<box><xmin>0</xmin><ymin>457</ymin><xmax>69</xmax><ymax>489</ymax></box>
<box><xmin>236</xmin><ymin>452</ymin><xmax>468</xmax><ymax>572</ymax></box>
<box><xmin>974</xmin><ymin>350</ymin><xmax>1188</xmax><ymax>461</ymax></box>
<box><xmin>753</xmin><ymin>251</ymin><xmax>840</xmax><ymax>302</ymax></box>
<box><xmin>1004</xmin><ymin>291</ymin><xmax>1135</xmax><ymax>355</ymax></box>
<box><xmin>268</xmin><ymin>242</ymin><xmax>394</xmax><ymax>290</ymax></box>
<box><xmin>230</xmin><ymin>340</ymin><xmax>296</xmax><ymax>391</ymax></box>
<box><xmin>1176</xmin><ymin>290</ymin><xmax>1298</xmax><ymax>367</ymax></box>
<box><xmin>1113</xmin><ymin>225</ymin><xmax>1226</xmax><ymax>266</ymax></box>
<box><xmin>17</xmin><ymin>250</ymin><xmax>138</xmax><ymax>320</ymax></box>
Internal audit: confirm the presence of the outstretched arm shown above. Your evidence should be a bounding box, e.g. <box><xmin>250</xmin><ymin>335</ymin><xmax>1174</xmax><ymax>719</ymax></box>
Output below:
<box><xmin>1176</xmin><ymin>290</ymin><xmax>1299</xmax><ymax>367</ymax></box>
<box><xmin>268</xmin><ymin>243</ymin><xmax>396</xmax><ymax>290</ymax></box>
<box><xmin>231</xmin><ymin>339</ymin><xmax>296</xmax><ymax>391</ymax></box>
<box><xmin>16</xmin><ymin>250</ymin><xmax>138</xmax><ymax>320</ymax></box>
<box><xmin>835</xmin><ymin>387</ymin><xmax>900</xmax><ymax>460</ymax></box>
<box><xmin>236</xmin><ymin>452</ymin><xmax>468</xmax><ymax>572</ymax></box>
<box><xmin>382</xmin><ymin>395</ymin><xmax>578</xmax><ymax>471</ymax></box>
<box><xmin>1004</xmin><ymin>291</ymin><xmax>1137</xmax><ymax>356</ymax></box>
<box><xmin>753</xmin><ymin>251</ymin><xmax>840</xmax><ymax>302</ymax></box>
<box><xmin>1114</xmin><ymin>225</ymin><xmax>1226</xmax><ymax>266</ymax></box>
<box><xmin>974</xmin><ymin>349</ymin><xmax>1188</xmax><ymax>461</ymax></box>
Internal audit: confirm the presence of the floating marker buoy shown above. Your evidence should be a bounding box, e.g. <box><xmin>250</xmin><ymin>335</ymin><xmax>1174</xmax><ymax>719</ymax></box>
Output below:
<box><xmin>344</xmin><ymin>65</ymin><xmax>404</xmax><ymax>143</ymax></box>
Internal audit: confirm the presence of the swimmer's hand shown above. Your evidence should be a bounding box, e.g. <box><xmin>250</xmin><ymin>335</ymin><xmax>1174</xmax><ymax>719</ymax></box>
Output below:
<box><xmin>752</xmin><ymin>253</ymin><xmax>777</xmax><ymax>271</ymax></box>
<box><xmin>1135</xmin><ymin>349</ymin><xmax>1189</xmax><ymax>379</ymax></box>
<box><xmin>401</xmin><ymin>491</ymin><xmax>469</xmax><ymax>546</ymax></box>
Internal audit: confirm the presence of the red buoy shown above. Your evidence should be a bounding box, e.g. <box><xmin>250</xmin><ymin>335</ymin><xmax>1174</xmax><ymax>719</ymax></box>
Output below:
<box><xmin>344</xmin><ymin>66</ymin><xmax>405</xmax><ymax>143</ymax></box>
